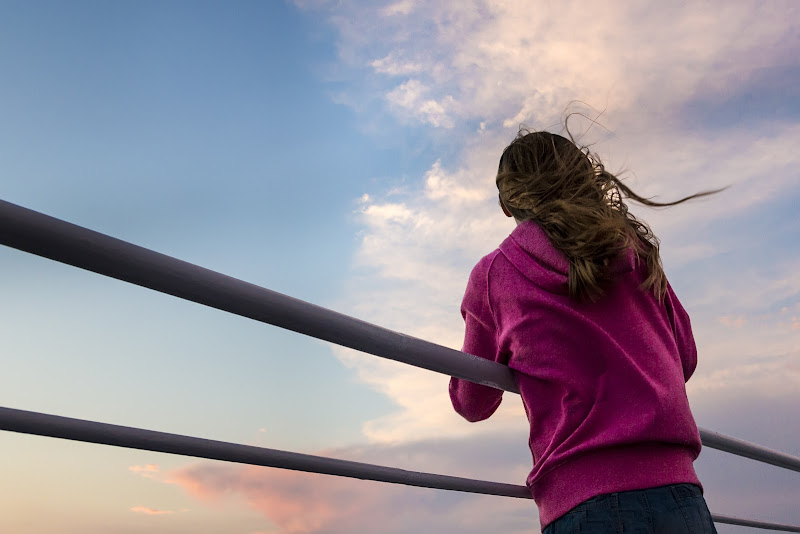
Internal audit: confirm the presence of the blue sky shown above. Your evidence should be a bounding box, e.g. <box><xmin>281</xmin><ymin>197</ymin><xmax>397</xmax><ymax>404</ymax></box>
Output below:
<box><xmin>1</xmin><ymin>1</ymin><xmax>799</xmax><ymax>533</ymax></box>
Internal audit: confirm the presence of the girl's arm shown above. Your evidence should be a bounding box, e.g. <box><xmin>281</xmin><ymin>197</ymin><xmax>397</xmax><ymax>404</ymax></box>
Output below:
<box><xmin>449</xmin><ymin>255</ymin><xmax>507</xmax><ymax>422</ymax></box>
<box><xmin>665</xmin><ymin>282</ymin><xmax>698</xmax><ymax>381</ymax></box>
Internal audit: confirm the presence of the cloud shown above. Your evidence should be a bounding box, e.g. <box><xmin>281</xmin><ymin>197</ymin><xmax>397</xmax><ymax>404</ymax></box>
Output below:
<box><xmin>689</xmin><ymin>391</ymin><xmax>800</xmax><ymax>529</ymax></box>
<box><xmin>303</xmin><ymin>0</ymin><xmax>800</xmax><ymax>448</ymax></box>
<box><xmin>385</xmin><ymin>80</ymin><xmax>457</xmax><ymax>128</ymax></box>
<box><xmin>164</xmin><ymin>393</ymin><xmax>800</xmax><ymax>533</ymax></box>
<box><xmin>382</xmin><ymin>0</ymin><xmax>415</xmax><ymax>17</ymax></box>
<box><xmin>687</xmin><ymin>305</ymin><xmax>800</xmax><ymax>399</ymax></box>
<box><xmin>156</xmin><ymin>3</ymin><xmax>800</xmax><ymax>530</ymax></box>
<box><xmin>129</xmin><ymin>464</ymin><xmax>160</xmax><ymax>472</ymax></box>
<box><xmin>333</xmin><ymin>347</ymin><xmax>526</xmax><ymax>443</ymax></box>
<box><xmin>424</xmin><ymin>160</ymin><xmax>491</xmax><ymax>203</ymax></box>
<box><xmin>370</xmin><ymin>53</ymin><xmax>423</xmax><ymax>76</ymax></box>
<box><xmin>611</xmin><ymin>123</ymin><xmax>800</xmax><ymax>245</ymax></box>
<box><xmin>316</xmin><ymin>1</ymin><xmax>798</xmax><ymax>134</ymax></box>
<box><xmin>718</xmin><ymin>316</ymin><xmax>745</xmax><ymax>329</ymax></box>
<box><xmin>129</xmin><ymin>464</ymin><xmax>161</xmax><ymax>479</ymax></box>
<box><xmin>339</xmin><ymin>127</ymin><xmax>800</xmax><ymax>443</ymax></box>
<box><xmin>166</xmin><ymin>434</ymin><xmax>535</xmax><ymax>534</ymax></box>
<box><xmin>130</xmin><ymin>505</ymin><xmax>175</xmax><ymax>515</ymax></box>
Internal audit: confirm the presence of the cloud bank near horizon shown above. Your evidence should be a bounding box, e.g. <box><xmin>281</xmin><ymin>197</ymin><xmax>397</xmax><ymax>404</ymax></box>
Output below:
<box><xmin>161</xmin><ymin>388</ymin><xmax>800</xmax><ymax>533</ymax></box>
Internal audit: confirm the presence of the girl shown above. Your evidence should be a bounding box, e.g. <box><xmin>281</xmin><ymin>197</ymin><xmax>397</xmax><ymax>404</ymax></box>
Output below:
<box><xmin>449</xmin><ymin>128</ymin><xmax>724</xmax><ymax>534</ymax></box>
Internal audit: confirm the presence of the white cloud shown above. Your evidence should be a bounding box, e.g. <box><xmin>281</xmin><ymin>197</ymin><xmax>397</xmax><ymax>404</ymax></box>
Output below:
<box><xmin>386</xmin><ymin>80</ymin><xmax>457</xmax><ymax>128</ymax></box>
<box><xmin>333</xmin><ymin>346</ymin><xmax>526</xmax><ymax>443</ymax></box>
<box><xmin>382</xmin><ymin>0</ymin><xmax>415</xmax><ymax>17</ymax></box>
<box><xmin>340</xmin><ymin>129</ymin><xmax>800</xmax><ymax>444</ymax></box>
<box><xmin>385</xmin><ymin>79</ymin><xmax>424</xmax><ymax>105</ymax></box>
<box><xmin>304</xmin><ymin>0</ymin><xmax>800</xmax><ymax>448</ymax></box>
<box><xmin>371</xmin><ymin>53</ymin><xmax>423</xmax><ymax>76</ymax></box>
<box><xmin>689</xmin><ymin>353</ymin><xmax>800</xmax><ymax>398</ymax></box>
<box><xmin>317</xmin><ymin>1</ymin><xmax>798</xmax><ymax>134</ymax></box>
<box><xmin>424</xmin><ymin>160</ymin><xmax>490</xmax><ymax>203</ymax></box>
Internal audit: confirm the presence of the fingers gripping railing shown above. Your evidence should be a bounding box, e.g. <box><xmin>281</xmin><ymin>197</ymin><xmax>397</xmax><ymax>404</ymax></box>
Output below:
<box><xmin>1</xmin><ymin>199</ymin><xmax>799</xmax><ymax>532</ymax></box>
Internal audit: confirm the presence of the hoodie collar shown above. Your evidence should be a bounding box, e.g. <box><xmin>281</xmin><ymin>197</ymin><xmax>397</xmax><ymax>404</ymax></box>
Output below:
<box><xmin>499</xmin><ymin>220</ymin><xmax>637</xmax><ymax>294</ymax></box>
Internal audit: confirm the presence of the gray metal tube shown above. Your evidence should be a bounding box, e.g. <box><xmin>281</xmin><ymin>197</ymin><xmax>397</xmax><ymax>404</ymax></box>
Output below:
<box><xmin>711</xmin><ymin>514</ymin><xmax>800</xmax><ymax>533</ymax></box>
<box><xmin>2</xmin><ymin>199</ymin><xmax>800</xmax><ymax>475</ymax></box>
<box><xmin>0</xmin><ymin>199</ymin><xmax>518</xmax><ymax>393</ymax></box>
<box><xmin>0</xmin><ymin>406</ymin><xmax>530</xmax><ymax>498</ymax></box>
<box><xmin>1</xmin><ymin>407</ymin><xmax>797</xmax><ymax>532</ymax></box>
<box><xmin>699</xmin><ymin>428</ymin><xmax>800</xmax><ymax>473</ymax></box>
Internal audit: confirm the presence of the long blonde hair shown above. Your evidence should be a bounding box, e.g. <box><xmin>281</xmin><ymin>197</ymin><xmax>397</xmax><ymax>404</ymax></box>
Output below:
<box><xmin>496</xmin><ymin>128</ymin><xmax>727</xmax><ymax>303</ymax></box>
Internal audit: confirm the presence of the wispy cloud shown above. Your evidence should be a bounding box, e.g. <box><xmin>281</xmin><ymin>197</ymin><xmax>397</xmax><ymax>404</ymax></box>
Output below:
<box><xmin>385</xmin><ymin>80</ymin><xmax>457</xmax><ymax>128</ymax></box>
<box><xmin>167</xmin><ymin>435</ymin><xmax>534</xmax><ymax>534</ymax></box>
<box><xmin>718</xmin><ymin>316</ymin><xmax>746</xmax><ymax>329</ymax></box>
<box><xmin>686</xmin><ymin>280</ymin><xmax>800</xmax><ymax>399</ymax></box>
<box><xmin>381</xmin><ymin>0</ymin><xmax>415</xmax><ymax>17</ymax></box>
<box><xmin>370</xmin><ymin>53</ymin><xmax>423</xmax><ymax>76</ymax></box>
<box><xmin>129</xmin><ymin>464</ymin><xmax>161</xmax><ymax>479</ymax></box>
<box><xmin>314</xmin><ymin>1</ymin><xmax>798</xmax><ymax>134</ymax></box>
<box><xmin>130</xmin><ymin>505</ymin><xmax>175</xmax><ymax>515</ymax></box>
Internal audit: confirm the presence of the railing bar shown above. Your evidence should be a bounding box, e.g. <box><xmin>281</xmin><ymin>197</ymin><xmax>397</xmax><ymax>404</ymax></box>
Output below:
<box><xmin>0</xmin><ymin>406</ymin><xmax>530</xmax><ymax>498</ymax></box>
<box><xmin>711</xmin><ymin>514</ymin><xmax>800</xmax><ymax>532</ymax></box>
<box><xmin>699</xmin><ymin>428</ymin><xmax>800</xmax><ymax>473</ymax></box>
<box><xmin>2</xmin><ymin>199</ymin><xmax>800</xmax><ymax>474</ymax></box>
<box><xmin>1</xmin><ymin>407</ymin><xmax>798</xmax><ymax>532</ymax></box>
<box><xmin>0</xmin><ymin>198</ymin><xmax>518</xmax><ymax>393</ymax></box>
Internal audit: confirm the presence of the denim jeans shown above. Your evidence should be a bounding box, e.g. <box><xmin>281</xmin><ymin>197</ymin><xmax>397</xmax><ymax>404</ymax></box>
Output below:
<box><xmin>542</xmin><ymin>484</ymin><xmax>717</xmax><ymax>534</ymax></box>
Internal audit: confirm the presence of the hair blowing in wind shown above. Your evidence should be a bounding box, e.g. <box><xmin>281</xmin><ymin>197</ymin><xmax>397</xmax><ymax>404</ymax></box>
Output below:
<box><xmin>496</xmin><ymin>126</ymin><xmax>729</xmax><ymax>304</ymax></box>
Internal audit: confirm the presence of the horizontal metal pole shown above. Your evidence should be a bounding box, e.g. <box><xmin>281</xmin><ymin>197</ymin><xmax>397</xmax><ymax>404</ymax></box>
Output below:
<box><xmin>700</xmin><ymin>428</ymin><xmax>800</xmax><ymax>473</ymax></box>
<box><xmin>0</xmin><ymin>406</ymin><xmax>530</xmax><ymax>498</ymax></box>
<box><xmin>0</xmin><ymin>199</ymin><xmax>518</xmax><ymax>393</ymax></box>
<box><xmin>2</xmin><ymin>199</ymin><xmax>800</xmax><ymax>475</ymax></box>
<box><xmin>711</xmin><ymin>514</ymin><xmax>800</xmax><ymax>533</ymax></box>
<box><xmin>1</xmin><ymin>407</ymin><xmax>797</xmax><ymax>532</ymax></box>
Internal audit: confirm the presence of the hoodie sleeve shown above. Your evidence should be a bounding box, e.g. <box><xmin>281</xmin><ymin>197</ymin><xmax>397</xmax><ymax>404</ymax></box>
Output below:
<box><xmin>664</xmin><ymin>281</ymin><xmax>698</xmax><ymax>382</ymax></box>
<box><xmin>449</xmin><ymin>254</ymin><xmax>507</xmax><ymax>422</ymax></box>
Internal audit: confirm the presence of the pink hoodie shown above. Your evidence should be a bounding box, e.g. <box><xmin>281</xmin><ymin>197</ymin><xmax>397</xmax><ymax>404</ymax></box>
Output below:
<box><xmin>449</xmin><ymin>220</ymin><xmax>702</xmax><ymax>530</ymax></box>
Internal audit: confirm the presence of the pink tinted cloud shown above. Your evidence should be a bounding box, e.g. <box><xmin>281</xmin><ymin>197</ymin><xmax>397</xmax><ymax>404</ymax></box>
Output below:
<box><xmin>718</xmin><ymin>315</ymin><xmax>746</xmax><ymax>329</ymax></box>
<box><xmin>129</xmin><ymin>464</ymin><xmax>161</xmax><ymax>479</ymax></box>
<box><xmin>164</xmin><ymin>439</ymin><xmax>536</xmax><ymax>534</ymax></box>
<box><xmin>130</xmin><ymin>505</ymin><xmax>174</xmax><ymax>515</ymax></box>
<box><xmin>129</xmin><ymin>464</ymin><xmax>160</xmax><ymax>473</ymax></box>
<box><xmin>168</xmin><ymin>464</ymin><xmax>392</xmax><ymax>533</ymax></box>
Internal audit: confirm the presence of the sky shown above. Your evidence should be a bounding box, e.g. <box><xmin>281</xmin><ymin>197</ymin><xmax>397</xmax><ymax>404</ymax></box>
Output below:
<box><xmin>1</xmin><ymin>1</ymin><xmax>799</xmax><ymax>533</ymax></box>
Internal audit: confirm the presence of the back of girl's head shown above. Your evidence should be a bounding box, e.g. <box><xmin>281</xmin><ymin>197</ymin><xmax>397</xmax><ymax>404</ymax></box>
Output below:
<box><xmin>496</xmin><ymin>127</ymin><xmax>726</xmax><ymax>304</ymax></box>
<box><xmin>497</xmin><ymin>131</ymin><xmax>599</xmax><ymax>222</ymax></box>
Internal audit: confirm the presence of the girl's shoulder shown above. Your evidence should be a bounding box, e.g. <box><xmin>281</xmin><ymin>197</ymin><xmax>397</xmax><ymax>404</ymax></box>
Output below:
<box><xmin>466</xmin><ymin>249</ymin><xmax>504</xmax><ymax>291</ymax></box>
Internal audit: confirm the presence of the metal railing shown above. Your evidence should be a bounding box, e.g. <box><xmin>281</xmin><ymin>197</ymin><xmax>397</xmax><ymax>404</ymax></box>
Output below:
<box><xmin>1</xmin><ymin>198</ymin><xmax>799</xmax><ymax>532</ymax></box>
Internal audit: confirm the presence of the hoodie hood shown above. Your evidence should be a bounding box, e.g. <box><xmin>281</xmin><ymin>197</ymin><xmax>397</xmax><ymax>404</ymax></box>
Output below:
<box><xmin>499</xmin><ymin>219</ymin><xmax>638</xmax><ymax>294</ymax></box>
